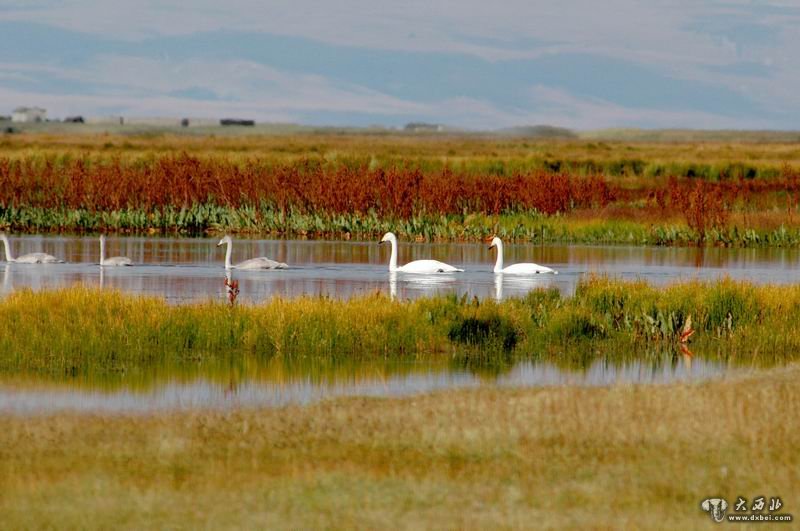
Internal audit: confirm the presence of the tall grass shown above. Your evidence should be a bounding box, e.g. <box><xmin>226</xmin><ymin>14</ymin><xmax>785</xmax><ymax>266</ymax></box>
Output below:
<box><xmin>0</xmin><ymin>154</ymin><xmax>613</xmax><ymax>217</ymax></box>
<box><xmin>2</xmin><ymin>151</ymin><xmax>800</xmax><ymax>245</ymax></box>
<box><xmin>2</xmin><ymin>131</ymin><xmax>798</xmax><ymax>176</ymax></box>
<box><xmin>2</xmin><ymin>278</ymin><xmax>799</xmax><ymax>378</ymax></box>
<box><xmin>3</xmin><ymin>153</ymin><xmax>797</xmax><ymax>216</ymax></box>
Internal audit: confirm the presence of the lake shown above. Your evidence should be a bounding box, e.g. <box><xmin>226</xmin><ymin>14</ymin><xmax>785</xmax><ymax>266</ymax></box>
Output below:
<box><xmin>2</xmin><ymin>234</ymin><xmax>800</xmax><ymax>303</ymax></box>
<box><xmin>3</xmin><ymin>233</ymin><xmax>792</xmax><ymax>415</ymax></box>
<box><xmin>0</xmin><ymin>354</ymin><xmax>734</xmax><ymax>415</ymax></box>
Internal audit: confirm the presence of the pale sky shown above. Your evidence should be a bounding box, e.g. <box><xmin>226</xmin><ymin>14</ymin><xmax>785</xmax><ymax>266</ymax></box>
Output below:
<box><xmin>1</xmin><ymin>0</ymin><xmax>798</xmax><ymax>129</ymax></box>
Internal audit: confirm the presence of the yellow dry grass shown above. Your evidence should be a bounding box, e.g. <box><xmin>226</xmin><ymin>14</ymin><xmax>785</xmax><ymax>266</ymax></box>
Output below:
<box><xmin>1</xmin><ymin>365</ymin><xmax>798</xmax><ymax>529</ymax></box>
<box><xmin>3</xmin><ymin>132</ymin><xmax>800</xmax><ymax>167</ymax></box>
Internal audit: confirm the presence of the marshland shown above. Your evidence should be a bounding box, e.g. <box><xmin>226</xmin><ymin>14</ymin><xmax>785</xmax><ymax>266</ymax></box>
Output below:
<box><xmin>3</xmin><ymin>130</ymin><xmax>800</xmax><ymax>528</ymax></box>
<box><xmin>3</xmin><ymin>132</ymin><xmax>800</xmax><ymax>246</ymax></box>
<box><xmin>0</xmin><ymin>275</ymin><xmax>797</xmax><ymax>412</ymax></box>
<box><xmin>2</xmin><ymin>367</ymin><xmax>798</xmax><ymax>529</ymax></box>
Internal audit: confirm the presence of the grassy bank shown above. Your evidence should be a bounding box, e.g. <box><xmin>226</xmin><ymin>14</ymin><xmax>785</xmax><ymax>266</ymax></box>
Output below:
<box><xmin>3</xmin><ymin>131</ymin><xmax>800</xmax><ymax>176</ymax></box>
<box><xmin>1</xmin><ymin>365</ymin><xmax>797</xmax><ymax>528</ymax></box>
<box><xmin>2</xmin><ymin>278</ymin><xmax>800</xmax><ymax>379</ymax></box>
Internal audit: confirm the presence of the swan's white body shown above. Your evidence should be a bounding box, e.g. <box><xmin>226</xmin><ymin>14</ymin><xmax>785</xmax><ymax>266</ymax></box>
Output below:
<box><xmin>379</xmin><ymin>232</ymin><xmax>463</xmax><ymax>273</ymax></box>
<box><xmin>489</xmin><ymin>237</ymin><xmax>557</xmax><ymax>275</ymax></box>
<box><xmin>1</xmin><ymin>233</ymin><xmax>63</xmax><ymax>264</ymax></box>
<box><xmin>218</xmin><ymin>235</ymin><xmax>288</xmax><ymax>270</ymax></box>
<box><xmin>100</xmin><ymin>235</ymin><xmax>132</xmax><ymax>266</ymax></box>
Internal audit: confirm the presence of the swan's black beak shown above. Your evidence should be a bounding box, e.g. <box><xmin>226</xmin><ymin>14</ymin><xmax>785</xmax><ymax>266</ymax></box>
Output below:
<box><xmin>216</xmin><ymin>242</ymin><xmax>223</xmax><ymax>247</ymax></box>
<box><xmin>488</xmin><ymin>245</ymin><xmax>494</xmax><ymax>250</ymax></box>
<box><xmin>378</xmin><ymin>240</ymin><xmax>384</xmax><ymax>245</ymax></box>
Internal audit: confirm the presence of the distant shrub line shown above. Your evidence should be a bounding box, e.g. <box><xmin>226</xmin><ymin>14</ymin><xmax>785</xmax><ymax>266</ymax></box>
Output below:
<box><xmin>2</xmin><ymin>154</ymin><xmax>800</xmax><ymax>245</ymax></box>
<box><xmin>0</xmin><ymin>154</ymin><xmax>613</xmax><ymax>217</ymax></box>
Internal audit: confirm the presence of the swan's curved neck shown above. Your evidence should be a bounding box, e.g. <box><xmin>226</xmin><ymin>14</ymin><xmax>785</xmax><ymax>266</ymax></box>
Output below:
<box><xmin>224</xmin><ymin>241</ymin><xmax>233</xmax><ymax>269</ymax></box>
<box><xmin>493</xmin><ymin>240</ymin><xmax>504</xmax><ymax>272</ymax></box>
<box><xmin>99</xmin><ymin>238</ymin><xmax>106</xmax><ymax>266</ymax></box>
<box><xmin>1</xmin><ymin>236</ymin><xmax>14</xmax><ymax>262</ymax></box>
<box><xmin>388</xmin><ymin>238</ymin><xmax>398</xmax><ymax>272</ymax></box>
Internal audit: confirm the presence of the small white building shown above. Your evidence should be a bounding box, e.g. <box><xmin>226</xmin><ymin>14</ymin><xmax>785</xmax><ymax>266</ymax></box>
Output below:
<box><xmin>12</xmin><ymin>107</ymin><xmax>47</xmax><ymax>123</ymax></box>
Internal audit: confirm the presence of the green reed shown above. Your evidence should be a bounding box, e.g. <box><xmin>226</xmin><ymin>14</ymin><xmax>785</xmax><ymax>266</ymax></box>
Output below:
<box><xmin>5</xmin><ymin>203</ymin><xmax>800</xmax><ymax>247</ymax></box>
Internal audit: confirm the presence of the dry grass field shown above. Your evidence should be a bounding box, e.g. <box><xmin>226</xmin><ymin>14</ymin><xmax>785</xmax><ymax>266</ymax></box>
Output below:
<box><xmin>1</xmin><ymin>364</ymin><xmax>797</xmax><ymax>529</ymax></box>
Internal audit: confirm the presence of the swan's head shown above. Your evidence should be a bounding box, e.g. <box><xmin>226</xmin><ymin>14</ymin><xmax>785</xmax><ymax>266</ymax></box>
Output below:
<box><xmin>217</xmin><ymin>235</ymin><xmax>232</xmax><ymax>247</ymax></box>
<box><xmin>378</xmin><ymin>232</ymin><xmax>396</xmax><ymax>245</ymax></box>
<box><xmin>488</xmin><ymin>236</ymin><xmax>502</xmax><ymax>250</ymax></box>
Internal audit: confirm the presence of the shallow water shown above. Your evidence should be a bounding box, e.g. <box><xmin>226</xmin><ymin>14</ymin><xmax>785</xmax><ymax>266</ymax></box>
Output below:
<box><xmin>0</xmin><ymin>356</ymin><xmax>731</xmax><ymax>415</ymax></box>
<box><xmin>2</xmin><ymin>235</ymin><xmax>800</xmax><ymax>302</ymax></box>
<box><xmin>0</xmin><ymin>235</ymin><xmax>786</xmax><ymax>416</ymax></box>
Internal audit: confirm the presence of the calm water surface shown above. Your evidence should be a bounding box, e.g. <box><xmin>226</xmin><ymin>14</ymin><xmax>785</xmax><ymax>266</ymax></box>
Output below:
<box><xmin>0</xmin><ymin>235</ymin><xmax>790</xmax><ymax>415</ymax></box>
<box><xmin>2</xmin><ymin>234</ymin><xmax>800</xmax><ymax>302</ymax></box>
<box><xmin>0</xmin><ymin>355</ymin><xmax>734</xmax><ymax>415</ymax></box>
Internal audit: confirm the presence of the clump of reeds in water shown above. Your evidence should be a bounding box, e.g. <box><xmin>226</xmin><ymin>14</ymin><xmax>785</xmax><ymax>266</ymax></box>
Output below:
<box><xmin>1</xmin><ymin>278</ymin><xmax>799</xmax><ymax>378</ymax></box>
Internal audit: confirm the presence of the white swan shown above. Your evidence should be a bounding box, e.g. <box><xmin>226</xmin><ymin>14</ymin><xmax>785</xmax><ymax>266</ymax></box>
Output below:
<box><xmin>379</xmin><ymin>232</ymin><xmax>463</xmax><ymax>273</ymax></box>
<box><xmin>489</xmin><ymin>237</ymin><xmax>557</xmax><ymax>275</ymax></box>
<box><xmin>99</xmin><ymin>235</ymin><xmax>133</xmax><ymax>266</ymax></box>
<box><xmin>0</xmin><ymin>233</ymin><xmax>63</xmax><ymax>264</ymax></box>
<box><xmin>217</xmin><ymin>235</ymin><xmax>288</xmax><ymax>270</ymax></box>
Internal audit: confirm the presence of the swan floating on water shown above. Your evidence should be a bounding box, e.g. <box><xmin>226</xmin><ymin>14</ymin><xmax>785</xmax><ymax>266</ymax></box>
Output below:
<box><xmin>217</xmin><ymin>235</ymin><xmax>288</xmax><ymax>270</ymax></box>
<box><xmin>489</xmin><ymin>237</ymin><xmax>557</xmax><ymax>275</ymax></box>
<box><xmin>99</xmin><ymin>235</ymin><xmax>133</xmax><ymax>266</ymax></box>
<box><xmin>379</xmin><ymin>232</ymin><xmax>463</xmax><ymax>273</ymax></box>
<box><xmin>0</xmin><ymin>233</ymin><xmax>63</xmax><ymax>264</ymax></box>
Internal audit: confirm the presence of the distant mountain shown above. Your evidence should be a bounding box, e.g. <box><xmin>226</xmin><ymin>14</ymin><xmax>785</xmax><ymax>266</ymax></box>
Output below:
<box><xmin>580</xmin><ymin>128</ymin><xmax>800</xmax><ymax>143</ymax></box>
<box><xmin>404</xmin><ymin>122</ymin><xmax>446</xmax><ymax>133</ymax></box>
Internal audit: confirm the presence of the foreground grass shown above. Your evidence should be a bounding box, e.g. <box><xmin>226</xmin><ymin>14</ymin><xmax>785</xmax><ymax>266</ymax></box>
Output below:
<box><xmin>2</xmin><ymin>278</ymin><xmax>800</xmax><ymax>380</ymax></box>
<box><xmin>1</xmin><ymin>366</ymin><xmax>798</xmax><ymax>529</ymax></box>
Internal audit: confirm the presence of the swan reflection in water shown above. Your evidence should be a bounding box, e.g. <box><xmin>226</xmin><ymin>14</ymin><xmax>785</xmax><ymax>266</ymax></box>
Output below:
<box><xmin>494</xmin><ymin>273</ymin><xmax>556</xmax><ymax>301</ymax></box>
<box><xmin>389</xmin><ymin>272</ymin><xmax>397</xmax><ymax>300</ymax></box>
<box><xmin>1</xmin><ymin>264</ymin><xmax>9</xmax><ymax>295</ymax></box>
<box><xmin>388</xmin><ymin>271</ymin><xmax>459</xmax><ymax>301</ymax></box>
